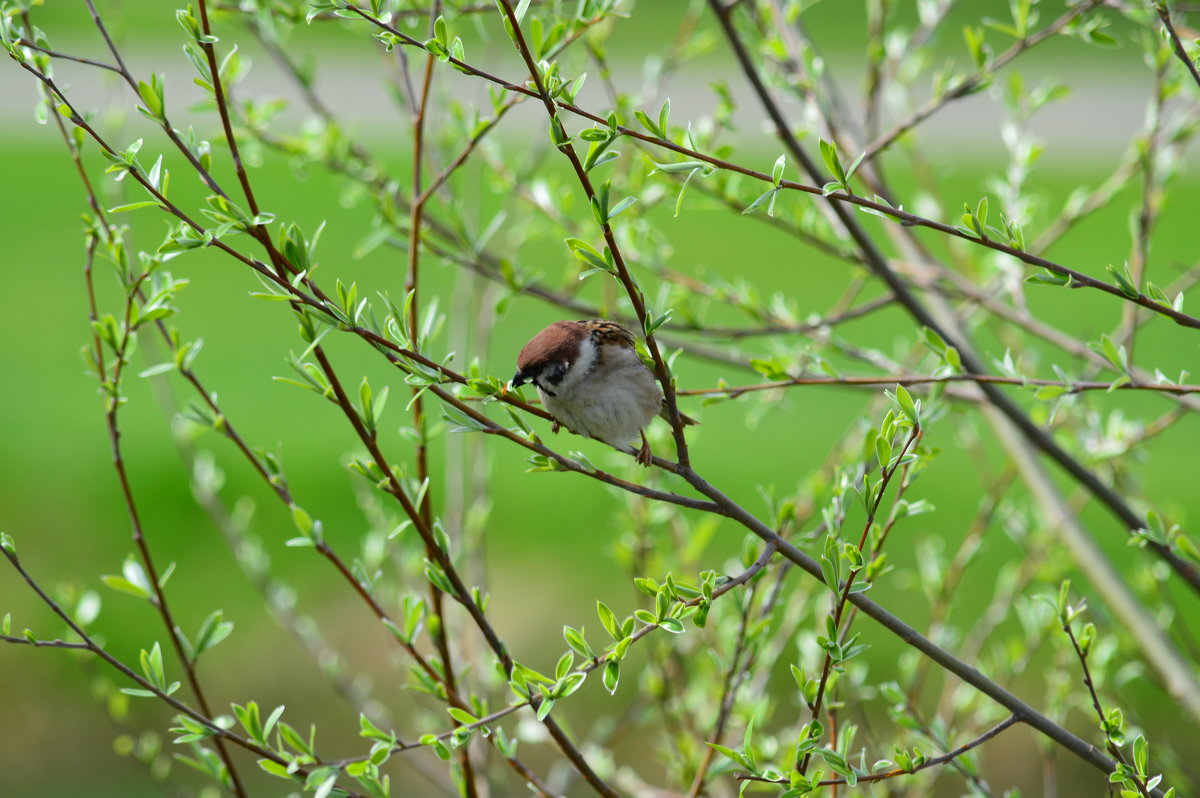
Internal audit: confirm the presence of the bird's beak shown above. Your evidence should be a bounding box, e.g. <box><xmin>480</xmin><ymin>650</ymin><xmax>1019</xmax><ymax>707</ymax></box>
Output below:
<box><xmin>509</xmin><ymin>371</ymin><xmax>528</xmax><ymax>389</ymax></box>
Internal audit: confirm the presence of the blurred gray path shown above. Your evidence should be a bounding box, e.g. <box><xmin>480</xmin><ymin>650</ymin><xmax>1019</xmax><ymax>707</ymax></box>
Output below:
<box><xmin>0</xmin><ymin>45</ymin><xmax>1169</xmax><ymax>164</ymax></box>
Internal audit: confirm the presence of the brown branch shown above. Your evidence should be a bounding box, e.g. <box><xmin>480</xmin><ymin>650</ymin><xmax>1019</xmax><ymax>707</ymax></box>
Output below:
<box><xmin>1063</xmin><ymin>618</ymin><xmax>1153</xmax><ymax>798</ymax></box>
<box><xmin>48</xmin><ymin>9</ymin><xmax>247</xmax><ymax>792</ymax></box>
<box><xmin>798</xmin><ymin>427</ymin><xmax>920</xmax><ymax>776</ymax></box>
<box><xmin>1154</xmin><ymin>1</ymin><xmax>1200</xmax><ymax>91</ymax></box>
<box><xmin>1</xmin><ymin>634</ymin><xmax>91</xmax><ymax>650</ymax></box>
<box><xmin>38</xmin><ymin>0</ymin><xmax>1196</xmax><ymax>332</ymax></box>
<box><xmin>677</xmin><ymin>372</ymin><xmax>1200</xmax><ymax>397</ymax></box>
<box><xmin>671</xmin><ymin>464</ymin><xmax>1167</xmax><ymax>795</ymax></box>
<box><xmin>405</xmin><ymin>8</ymin><xmax>478</xmax><ymax>791</ymax></box>
<box><xmin>686</xmin><ymin>543</ymin><xmax>778</xmax><ymax>796</ymax></box>
<box><xmin>92</xmin><ymin>244</ymin><xmax>254</xmax><ymax>798</ymax></box>
<box><xmin>738</xmin><ymin>713</ymin><xmax>1020</xmax><ymax>787</ymax></box>
<box><xmin>81</xmin><ymin>0</ymin><xmax>224</xmax><ymax>195</ymax></box>
<box><xmin>15</xmin><ymin>38</ymin><xmax>120</xmax><ymax>71</ymax></box>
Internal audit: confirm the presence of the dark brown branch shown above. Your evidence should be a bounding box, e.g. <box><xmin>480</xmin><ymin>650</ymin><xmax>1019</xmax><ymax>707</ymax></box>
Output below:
<box><xmin>1</xmin><ymin>634</ymin><xmax>91</xmax><ymax>650</ymax></box>
<box><xmin>738</xmin><ymin>713</ymin><xmax>1020</xmax><ymax>787</ymax></box>
<box><xmin>677</xmin><ymin>372</ymin><xmax>1200</xmax><ymax>397</ymax></box>
<box><xmin>405</xmin><ymin>8</ymin><xmax>479</xmax><ymax>791</ymax></box>
<box><xmin>1154</xmin><ymin>1</ymin><xmax>1200</xmax><ymax>91</ymax></box>
<box><xmin>686</xmin><ymin>543</ymin><xmax>778</xmax><ymax>796</ymax></box>
<box><xmin>1063</xmin><ymin>619</ymin><xmax>1153</xmax><ymax>797</ymax></box>
<box><xmin>15</xmin><ymin>38</ymin><xmax>120</xmax><ymax>71</ymax></box>
<box><xmin>798</xmin><ymin>427</ymin><xmax>920</xmax><ymax>775</ymax></box>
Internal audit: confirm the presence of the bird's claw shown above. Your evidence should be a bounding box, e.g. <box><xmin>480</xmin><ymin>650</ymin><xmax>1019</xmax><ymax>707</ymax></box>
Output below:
<box><xmin>636</xmin><ymin>432</ymin><xmax>653</xmax><ymax>467</ymax></box>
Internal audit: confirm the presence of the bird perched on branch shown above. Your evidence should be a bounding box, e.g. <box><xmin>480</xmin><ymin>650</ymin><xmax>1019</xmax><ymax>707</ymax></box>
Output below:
<box><xmin>510</xmin><ymin>319</ymin><xmax>693</xmax><ymax>466</ymax></box>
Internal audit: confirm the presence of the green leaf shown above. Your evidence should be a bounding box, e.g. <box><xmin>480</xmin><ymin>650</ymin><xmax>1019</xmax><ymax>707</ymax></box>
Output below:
<box><xmin>108</xmin><ymin>201</ymin><xmax>163</xmax><ymax>213</ymax></box>
<box><xmin>706</xmin><ymin>742</ymin><xmax>752</xmax><ymax>770</ymax></box>
<box><xmin>193</xmin><ymin>610</ymin><xmax>234</xmax><ymax>657</ymax></box>
<box><xmin>602</xmin><ymin>660</ymin><xmax>620</xmax><ymax>694</ymax></box>
<box><xmin>101</xmin><ymin>575</ymin><xmax>150</xmax><ymax>599</ymax></box>
<box><xmin>894</xmin><ymin>384</ymin><xmax>919</xmax><ymax>424</ymax></box>
<box><xmin>1108</xmin><ymin>263</ymin><xmax>1139</xmax><ymax>299</ymax></box>
<box><xmin>448</xmin><ymin>707</ymin><xmax>478</xmax><ymax>726</ymax></box>
<box><xmin>651</xmin><ymin>159</ymin><xmax>709</xmax><ymax>173</ymax></box>
<box><xmin>596</xmin><ymin>601</ymin><xmax>619</xmax><ymax>639</ymax></box>
<box><xmin>742</xmin><ymin>188</ymin><xmax>778</xmax><ymax>215</ymax></box>
<box><xmin>659</xmin><ymin>617</ymin><xmax>685</xmax><ymax>634</ymax></box>
<box><xmin>634</xmin><ymin>109</ymin><xmax>662</xmax><ymax>137</ymax></box>
<box><xmin>555</xmin><ymin>651</ymin><xmax>574</xmax><ymax>680</ymax></box>
<box><xmin>819</xmin><ymin>138</ymin><xmax>846</xmax><ymax>185</ymax></box>
<box><xmin>1034</xmin><ymin>384</ymin><xmax>1069</xmax><ymax>400</ymax></box>
<box><xmin>1099</xmin><ymin>262</ymin><xmax>1137</xmax><ymax>297</ymax></box>
<box><xmin>771</xmin><ymin>154</ymin><xmax>786</xmax><ymax>186</ymax></box>
<box><xmin>607</xmin><ymin>196</ymin><xmax>637</xmax><ymax>220</ymax></box>
<box><xmin>563</xmin><ymin>625</ymin><xmax>594</xmax><ymax>659</ymax></box>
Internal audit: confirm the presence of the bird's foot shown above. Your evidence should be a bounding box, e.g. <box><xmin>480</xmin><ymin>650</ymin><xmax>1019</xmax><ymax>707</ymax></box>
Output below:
<box><xmin>636</xmin><ymin>432</ymin><xmax>653</xmax><ymax>467</ymax></box>
<box><xmin>551</xmin><ymin>420</ymin><xmax>562</xmax><ymax>434</ymax></box>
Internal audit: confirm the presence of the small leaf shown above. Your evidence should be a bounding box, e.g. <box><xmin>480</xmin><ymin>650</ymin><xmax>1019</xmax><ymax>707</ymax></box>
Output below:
<box><xmin>771</xmin><ymin>154</ymin><xmax>786</xmax><ymax>186</ymax></box>
<box><xmin>109</xmin><ymin>201</ymin><xmax>164</xmax><ymax>213</ymax></box>
<box><xmin>607</xmin><ymin>196</ymin><xmax>637</xmax><ymax>220</ymax></box>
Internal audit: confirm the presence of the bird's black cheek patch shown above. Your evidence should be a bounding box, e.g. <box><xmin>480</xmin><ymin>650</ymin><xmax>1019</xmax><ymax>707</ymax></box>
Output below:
<box><xmin>540</xmin><ymin>362</ymin><xmax>568</xmax><ymax>386</ymax></box>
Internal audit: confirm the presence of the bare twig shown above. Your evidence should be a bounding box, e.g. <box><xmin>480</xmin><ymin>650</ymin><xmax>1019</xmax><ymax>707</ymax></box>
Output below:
<box><xmin>738</xmin><ymin>714</ymin><xmax>1020</xmax><ymax>787</ymax></box>
<box><xmin>1063</xmin><ymin>617</ymin><xmax>1153</xmax><ymax>797</ymax></box>
<box><xmin>678</xmin><ymin>372</ymin><xmax>1200</xmax><ymax>397</ymax></box>
<box><xmin>1154</xmin><ymin>0</ymin><xmax>1200</xmax><ymax>91</ymax></box>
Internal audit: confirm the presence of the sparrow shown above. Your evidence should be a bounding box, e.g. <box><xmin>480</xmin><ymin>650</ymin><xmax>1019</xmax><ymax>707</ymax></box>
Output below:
<box><xmin>511</xmin><ymin>319</ymin><xmax>691</xmax><ymax>466</ymax></box>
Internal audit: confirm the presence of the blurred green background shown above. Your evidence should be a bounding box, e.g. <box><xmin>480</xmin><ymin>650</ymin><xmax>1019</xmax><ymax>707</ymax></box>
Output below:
<box><xmin>2</xmin><ymin>1</ymin><xmax>1198</xmax><ymax>795</ymax></box>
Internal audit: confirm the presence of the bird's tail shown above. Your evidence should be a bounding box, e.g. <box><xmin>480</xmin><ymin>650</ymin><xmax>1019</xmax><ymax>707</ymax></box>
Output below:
<box><xmin>659</xmin><ymin>402</ymin><xmax>699</xmax><ymax>427</ymax></box>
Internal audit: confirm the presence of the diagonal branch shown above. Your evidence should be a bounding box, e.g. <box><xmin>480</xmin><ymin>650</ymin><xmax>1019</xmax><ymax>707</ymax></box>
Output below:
<box><xmin>1153</xmin><ymin>0</ymin><xmax>1200</xmax><ymax>91</ymax></box>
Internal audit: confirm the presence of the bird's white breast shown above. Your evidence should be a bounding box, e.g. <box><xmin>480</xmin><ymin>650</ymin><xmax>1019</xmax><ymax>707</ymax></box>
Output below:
<box><xmin>538</xmin><ymin>338</ymin><xmax>661</xmax><ymax>447</ymax></box>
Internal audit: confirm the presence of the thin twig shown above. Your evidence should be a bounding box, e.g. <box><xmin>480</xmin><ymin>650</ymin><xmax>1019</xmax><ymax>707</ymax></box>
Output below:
<box><xmin>1154</xmin><ymin>0</ymin><xmax>1200</xmax><ymax>91</ymax></box>
<box><xmin>737</xmin><ymin>714</ymin><xmax>1020</xmax><ymax>787</ymax></box>
<box><xmin>677</xmin><ymin>372</ymin><xmax>1200</xmax><ymax>397</ymax></box>
<box><xmin>1063</xmin><ymin>618</ymin><xmax>1153</xmax><ymax>797</ymax></box>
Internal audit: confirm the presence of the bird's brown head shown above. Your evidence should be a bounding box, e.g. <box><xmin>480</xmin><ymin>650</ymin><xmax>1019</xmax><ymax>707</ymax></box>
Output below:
<box><xmin>511</xmin><ymin>321</ymin><xmax>588</xmax><ymax>390</ymax></box>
